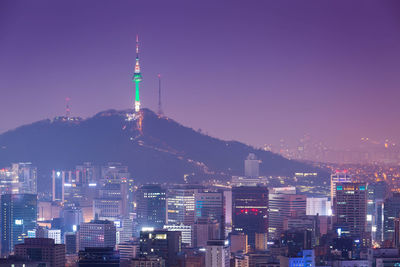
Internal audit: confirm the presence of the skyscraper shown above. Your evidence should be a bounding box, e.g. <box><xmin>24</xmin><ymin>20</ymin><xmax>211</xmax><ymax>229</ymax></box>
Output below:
<box><xmin>383</xmin><ymin>193</ymin><xmax>400</xmax><ymax>243</ymax></box>
<box><xmin>1</xmin><ymin>194</ymin><xmax>38</xmax><ymax>256</ymax></box>
<box><xmin>232</xmin><ymin>186</ymin><xmax>269</xmax><ymax>248</ymax></box>
<box><xmin>136</xmin><ymin>184</ymin><xmax>167</xmax><ymax>231</ymax></box>
<box><xmin>205</xmin><ymin>240</ymin><xmax>230</xmax><ymax>267</ymax></box>
<box><xmin>52</xmin><ymin>170</ymin><xmax>65</xmax><ymax>202</ymax></box>
<box><xmin>334</xmin><ymin>183</ymin><xmax>367</xmax><ymax>238</ymax></box>
<box><xmin>268</xmin><ymin>190</ymin><xmax>307</xmax><ymax>240</ymax></box>
<box><xmin>330</xmin><ymin>171</ymin><xmax>352</xmax><ymax>203</ymax></box>
<box><xmin>78</xmin><ymin>220</ymin><xmax>116</xmax><ymax>250</ymax></box>
<box><xmin>244</xmin><ymin>153</ymin><xmax>260</xmax><ymax>178</ymax></box>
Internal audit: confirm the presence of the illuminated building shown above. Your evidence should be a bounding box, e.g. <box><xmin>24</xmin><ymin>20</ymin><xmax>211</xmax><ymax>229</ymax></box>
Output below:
<box><xmin>78</xmin><ymin>220</ymin><xmax>116</xmax><ymax>250</ymax></box>
<box><xmin>330</xmin><ymin>171</ymin><xmax>352</xmax><ymax>204</ymax></box>
<box><xmin>306</xmin><ymin>197</ymin><xmax>331</xmax><ymax>216</ymax></box>
<box><xmin>0</xmin><ymin>162</ymin><xmax>37</xmax><ymax>194</ymax></box>
<box><xmin>14</xmin><ymin>238</ymin><xmax>65</xmax><ymax>267</ymax></box>
<box><xmin>232</xmin><ymin>186</ymin><xmax>269</xmax><ymax>248</ymax></box>
<box><xmin>288</xmin><ymin>249</ymin><xmax>315</xmax><ymax>267</ymax></box>
<box><xmin>52</xmin><ymin>170</ymin><xmax>65</xmax><ymax>202</ymax></box>
<box><xmin>230</xmin><ymin>233</ymin><xmax>248</xmax><ymax>254</ymax></box>
<box><xmin>0</xmin><ymin>194</ymin><xmax>37</xmax><ymax>256</ymax></box>
<box><xmin>136</xmin><ymin>184</ymin><xmax>166</xmax><ymax>231</ymax></box>
<box><xmin>163</xmin><ymin>224</ymin><xmax>192</xmax><ymax>247</ymax></box>
<box><xmin>383</xmin><ymin>193</ymin><xmax>400</xmax><ymax>243</ymax></box>
<box><xmin>244</xmin><ymin>153</ymin><xmax>260</xmax><ymax>178</ymax></box>
<box><xmin>205</xmin><ymin>240</ymin><xmax>230</xmax><ymax>267</ymax></box>
<box><xmin>268</xmin><ymin>189</ymin><xmax>306</xmax><ymax>240</ymax></box>
<box><xmin>139</xmin><ymin>229</ymin><xmax>181</xmax><ymax>267</ymax></box>
<box><xmin>118</xmin><ymin>239</ymin><xmax>139</xmax><ymax>261</ymax></box>
<box><xmin>133</xmin><ymin>35</ymin><xmax>142</xmax><ymax>112</ymax></box>
<box><xmin>334</xmin><ymin>183</ymin><xmax>367</xmax><ymax>239</ymax></box>
<box><xmin>166</xmin><ymin>185</ymin><xmax>202</xmax><ymax>225</ymax></box>
<box><xmin>193</xmin><ymin>218</ymin><xmax>220</xmax><ymax>248</ymax></box>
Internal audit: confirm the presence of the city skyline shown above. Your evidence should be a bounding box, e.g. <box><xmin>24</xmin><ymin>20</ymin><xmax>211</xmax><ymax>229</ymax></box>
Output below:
<box><xmin>1</xmin><ymin>1</ymin><xmax>400</xmax><ymax>149</ymax></box>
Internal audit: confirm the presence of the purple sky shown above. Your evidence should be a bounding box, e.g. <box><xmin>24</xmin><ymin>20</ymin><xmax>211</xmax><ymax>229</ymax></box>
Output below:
<box><xmin>1</xmin><ymin>0</ymin><xmax>400</xmax><ymax>149</ymax></box>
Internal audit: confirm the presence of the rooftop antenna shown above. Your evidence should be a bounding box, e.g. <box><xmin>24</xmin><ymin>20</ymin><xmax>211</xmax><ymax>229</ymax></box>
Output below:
<box><xmin>157</xmin><ymin>74</ymin><xmax>163</xmax><ymax>116</ymax></box>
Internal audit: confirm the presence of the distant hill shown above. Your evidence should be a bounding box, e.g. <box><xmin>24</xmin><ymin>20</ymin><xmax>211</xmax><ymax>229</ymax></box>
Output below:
<box><xmin>0</xmin><ymin>109</ymin><xmax>327</xmax><ymax>185</ymax></box>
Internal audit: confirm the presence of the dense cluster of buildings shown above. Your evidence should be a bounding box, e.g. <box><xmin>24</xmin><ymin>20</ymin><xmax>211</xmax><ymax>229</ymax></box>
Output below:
<box><xmin>1</xmin><ymin>157</ymin><xmax>400</xmax><ymax>266</ymax></box>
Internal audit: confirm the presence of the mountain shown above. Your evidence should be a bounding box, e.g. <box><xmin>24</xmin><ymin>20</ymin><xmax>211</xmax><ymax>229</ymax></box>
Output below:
<box><xmin>0</xmin><ymin>109</ymin><xmax>326</xmax><ymax>185</ymax></box>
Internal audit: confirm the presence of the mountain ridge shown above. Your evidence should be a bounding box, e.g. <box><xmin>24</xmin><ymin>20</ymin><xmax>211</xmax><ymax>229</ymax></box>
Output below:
<box><xmin>0</xmin><ymin>108</ymin><xmax>327</xmax><ymax>185</ymax></box>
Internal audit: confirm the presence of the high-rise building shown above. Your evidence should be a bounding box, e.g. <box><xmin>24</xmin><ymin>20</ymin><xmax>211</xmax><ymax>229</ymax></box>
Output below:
<box><xmin>139</xmin><ymin>229</ymin><xmax>181</xmax><ymax>267</ymax></box>
<box><xmin>167</xmin><ymin>185</ymin><xmax>200</xmax><ymax>225</ymax></box>
<box><xmin>330</xmin><ymin>171</ymin><xmax>352</xmax><ymax>203</ymax></box>
<box><xmin>52</xmin><ymin>170</ymin><xmax>65</xmax><ymax>202</ymax></box>
<box><xmin>14</xmin><ymin>238</ymin><xmax>65</xmax><ymax>267</ymax></box>
<box><xmin>163</xmin><ymin>224</ymin><xmax>192</xmax><ymax>247</ymax></box>
<box><xmin>383</xmin><ymin>193</ymin><xmax>400</xmax><ymax>243</ymax></box>
<box><xmin>193</xmin><ymin>218</ymin><xmax>220</xmax><ymax>248</ymax></box>
<box><xmin>334</xmin><ymin>183</ymin><xmax>367</xmax><ymax>238</ymax></box>
<box><xmin>205</xmin><ymin>240</ymin><xmax>230</xmax><ymax>267</ymax></box>
<box><xmin>65</xmin><ymin>232</ymin><xmax>78</xmax><ymax>255</ymax></box>
<box><xmin>232</xmin><ymin>186</ymin><xmax>269</xmax><ymax>248</ymax></box>
<box><xmin>1</xmin><ymin>194</ymin><xmax>37</xmax><ymax>256</ymax></box>
<box><xmin>75</xmin><ymin>162</ymin><xmax>99</xmax><ymax>185</ymax></box>
<box><xmin>78</xmin><ymin>220</ymin><xmax>116</xmax><ymax>250</ymax></box>
<box><xmin>306</xmin><ymin>197</ymin><xmax>331</xmax><ymax>216</ymax></box>
<box><xmin>0</xmin><ymin>163</ymin><xmax>37</xmax><ymax>194</ymax></box>
<box><xmin>244</xmin><ymin>153</ymin><xmax>260</xmax><ymax>178</ymax></box>
<box><xmin>268</xmin><ymin>189</ymin><xmax>306</xmax><ymax>240</ymax></box>
<box><xmin>136</xmin><ymin>184</ymin><xmax>166</xmax><ymax>231</ymax></box>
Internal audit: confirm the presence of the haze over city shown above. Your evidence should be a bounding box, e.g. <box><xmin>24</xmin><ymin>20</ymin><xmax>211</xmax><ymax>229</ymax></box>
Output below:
<box><xmin>2</xmin><ymin>0</ymin><xmax>400</xmax><ymax>150</ymax></box>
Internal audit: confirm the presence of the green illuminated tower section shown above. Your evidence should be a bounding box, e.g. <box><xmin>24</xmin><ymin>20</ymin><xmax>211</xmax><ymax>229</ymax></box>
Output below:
<box><xmin>134</xmin><ymin>35</ymin><xmax>142</xmax><ymax>112</ymax></box>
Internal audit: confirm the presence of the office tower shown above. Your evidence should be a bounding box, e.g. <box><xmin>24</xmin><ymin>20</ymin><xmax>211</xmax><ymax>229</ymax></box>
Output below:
<box><xmin>306</xmin><ymin>197</ymin><xmax>331</xmax><ymax>216</ymax></box>
<box><xmin>1</xmin><ymin>194</ymin><xmax>37</xmax><ymax>256</ymax></box>
<box><xmin>75</xmin><ymin>162</ymin><xmax>99</xmax><ymax>185</ymax></box>
<box><xmin>52</xmin><ymin>170</ymin><xmax>65</xmax><ymax>202</ymax></box>
<box><xmin>0</xmin><ymin>163</ymin><xmax>37</xmax><ymax>194</ymax></box>
<box><xmin>78</xmin><ymin>247</ymin><xmax>119</xmax><ymax>267</ymax></box>
<box><xmin>47</xmin><ymin>229</ymin><xmax>62</xmax><ymax>244</ymax></box>
<box><xmin>116</xmin><ymin>218</ymin><xmax>133</xmax><ymax>244</ymax></box>
<box><xmin>136</xmin><ymin>184</ymin><xmax>167</xmax><ymax>231</ymax></box>
<box><xmin>232</xmin><ymin>186</ymin><xmax>269</xmax><ymax>248</ymax></box>
<box><xmin>194</xmin><ymin>189</ymin><xmax>225</xmax><ymax>240</ymax></box>
<box><xmin>205</xmin><ymin>240</ymin><xmax>230</xmax><ymax>267</ymax></box>
<box><xmin>334</xmin><ymin>183</ymin><xmax>367</xmax><ymax>238</ymax></box>
<box><xmin>12</xmin><ymin>162</ymin><xmax>37</xmax><ymax>194</ymax></box>
<box><xmin>255</xmin><ymin>232</ymin><xmax>268</xmax><ymax>251</ymax></box>
<box><xmin>193</xmin><ymin>218</ymin><xmax>220</xmax><ymax>248</ymax></box>
<box><xmin>62</xmin><ymin>206</ymin><xmax>83</xmax><ymax>233</ymax></box>
<box><xmin>167</xmin><ymin>185</ymin><xmax>201</xmax><ymax>225</ymax></box>
<box><xmin>230</xmin><ymin>233</ymin><xmax>248</xmax><ymax>254</ymax></box>
<box><xmin>139</xmin><ymin>229</ymin><xmax>181</xmax><ymax>267</ymax></box>
<box><xmin>383</xmin><ymin>193</ymin><xmax>400</xmax><ymax>243</ymax></box>
<box><xmin>244</xmin><ymin>153</ymin><xmax>260</xmax><ymax>178</ymax></box>
<box><xmin>101</xmin><ymin>162</ymin><xmax>130</xmax><ymax>181</ymax></box>
<box><xmin>78</xmin><ymin>220</ymin><xmax>116</xmax><ymax>250</ymax></box>
<box><xmin>268</xmin><ymin>189</ymin><xmax>306</xmax><ymax>240</ymax></box>
<box><xmin>94</xmin><ymin>181</ymin><xmax>126</xmax><ymax>220</ymax></box>
<box><xmin>118</xmin><ymin>239</ymin><xmax>139</xmax><ymax>261</ymax></box>
<box><xmin>65</xmin><ymin>232</ymin><xmax>78</xmax><ymax>254</ymax></box>
<box><xmin>163</xmin><ymin>224</ymin><xmax>192</xmax><ymax>247</ymax></box>
<box><xmin>330</xmin><ymin>171</ymin><xmax>352</xmax><ymax>203</ymax></box>
<box><xmin>14</xmin><ymin>238</ymin><xmax>65</xmax><ymax>267</ymax></box>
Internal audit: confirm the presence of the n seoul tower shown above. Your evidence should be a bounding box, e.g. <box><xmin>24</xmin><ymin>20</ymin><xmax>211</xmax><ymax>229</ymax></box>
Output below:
<box><xmin>133</xmin><ymin>35</ymin><xmax>142</xmax><ymax>112</ymax></box>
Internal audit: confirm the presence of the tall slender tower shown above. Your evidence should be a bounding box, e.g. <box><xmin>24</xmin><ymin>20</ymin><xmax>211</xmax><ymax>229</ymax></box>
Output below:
<box><xmin>133</xmin><ymin>35</ymin><xmax>142</xmax><ymax>112</ymax></box>
<box><xmin>157</xmin><ymin>74</ymin><xmax>163</xmax><ymax>116</ymax></box>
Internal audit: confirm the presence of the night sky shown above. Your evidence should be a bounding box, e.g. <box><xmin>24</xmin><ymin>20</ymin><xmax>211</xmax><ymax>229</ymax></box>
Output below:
<box><xmin>1</xmin><ymin>0</ymin><xmax>400</xmax><ymax>149</ymax></box>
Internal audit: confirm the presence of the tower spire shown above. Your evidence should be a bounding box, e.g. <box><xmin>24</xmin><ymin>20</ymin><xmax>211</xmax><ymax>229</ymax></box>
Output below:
<box><xmin>158</xmin><ymin>74</ymin><xmax>163</xmax><ymax>116</ymax></box>
<box><xmin>133</xmin><ymin>34</ymin><xmax>142</xmax><ymax>112</ymax></box>
<box><xmin>65</xmin><ymin>97</ymin><xmax>71</xmax><ymax>118</ymax></box>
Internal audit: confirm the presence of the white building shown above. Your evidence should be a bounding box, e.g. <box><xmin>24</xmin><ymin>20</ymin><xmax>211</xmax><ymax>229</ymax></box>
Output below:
<box><xmin>163</xmin><ymin>224</ymin><xmax>192</xmax><ymax>247</ymax></box>
<box><xmin>244</xmin><ymin>153</ymin><xmax>260</xmax><ymax>178</ymax></box>
<box><xmin>306</xmin><ymin>197</ymin><xmax>332</xmax><ymax>216</ymax></box>
<box><xmin>206</xmin><ymin>240</ymin><xmax>230</xmax><ymax>267</ymax></box>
